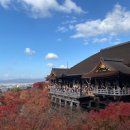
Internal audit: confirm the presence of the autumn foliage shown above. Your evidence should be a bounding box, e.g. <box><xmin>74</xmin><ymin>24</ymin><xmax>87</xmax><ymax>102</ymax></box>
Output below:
<box><xmin>32</xmin><ymin>82</ymin><xmax>48</xmax><ymax>89</ymax></box>
<box><xmin>0</xmin><ymin>83</ymin><xmax>130</xmax><ymax>130</ymax></box>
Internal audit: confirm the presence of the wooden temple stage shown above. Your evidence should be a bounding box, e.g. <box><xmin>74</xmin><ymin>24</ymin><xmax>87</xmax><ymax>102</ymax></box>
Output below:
<box><xmin>47</xmin><ymin>41</ymin><xmax>130</xmax><ymax>110</ymax></box>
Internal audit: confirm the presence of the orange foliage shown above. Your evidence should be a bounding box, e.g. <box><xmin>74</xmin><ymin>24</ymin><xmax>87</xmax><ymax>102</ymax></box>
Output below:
<box><xmin>32</xmin><ymin>82</ymin><xmax>48</xmax><ymax>89</ymax></box>
<box><xmin>87</xmin><ymin>102</ymin><xmax>130</xmax><ymax>130</ymax></box>
<box><xmin>0</xmin><ymin>83</ymin><xmax>130</xmax><ymax>130</ymax></box>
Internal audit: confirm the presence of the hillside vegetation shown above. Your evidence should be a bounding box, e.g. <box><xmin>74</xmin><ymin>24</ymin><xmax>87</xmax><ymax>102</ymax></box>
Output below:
<box><xmin>0</xmin><ymin>82</ymin><xmax>130</xmax><ymax>130</ymax></box>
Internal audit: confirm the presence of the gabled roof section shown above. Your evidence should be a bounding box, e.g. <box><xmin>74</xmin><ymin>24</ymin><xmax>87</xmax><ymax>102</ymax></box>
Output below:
<box><xmin>67</xmin><ymin>53</ymin><xmax>101</xmax><ymax>75</ymax></box>
<box><xmin>92</xmin><ymin>60</ymin><xmax>111</xmax><ymax>73</ymax></box>
<box><xmin>46</xmin><ymin>68</ymin><xmax>69</xmax><ymax>80</ymax></box>
<box><xmin>51</xmin><ymin>68</ymin><xmax>69</xmax><ymax>77</ymax></box>
<box><xmin>83</xmin><ymin>57</ymin><xmax>130</xmax><ymax>78</ymax></box>
<box><xmin>67</xmin><ymin>41</ymin><xmax>130</xmax><ymax>76</ymax></box>
<box><xmin>102</xmin><ymin>58</ymin><xmax>130</xmax><ymax>74</ymax></box>
<box><xmin>100</xmin><ymin>41</ymin><xmax>130</xmax><ymax>65</ymax></box>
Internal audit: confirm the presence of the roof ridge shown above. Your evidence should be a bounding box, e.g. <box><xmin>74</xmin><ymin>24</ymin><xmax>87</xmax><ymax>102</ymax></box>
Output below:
<box><xmin>70</xmin><ymin>52</ymin><xmax>100</xmax><ymax>69</ymax></box>
<box><xmin>52</xmin><ymin>68</ymin><xmax>69</xmax><ymax>70</ymax></box>
<box><xmin>100</xmin><ymin>41</ymin><xmax>130</xmax><ymax>51</ymax></box>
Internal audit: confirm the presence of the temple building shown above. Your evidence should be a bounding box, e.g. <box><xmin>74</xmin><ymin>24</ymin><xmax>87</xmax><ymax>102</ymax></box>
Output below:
<box><xmin>47</xmin><ymin>41</ymin><xmax>130</xmax><ymax>110</ymax></box>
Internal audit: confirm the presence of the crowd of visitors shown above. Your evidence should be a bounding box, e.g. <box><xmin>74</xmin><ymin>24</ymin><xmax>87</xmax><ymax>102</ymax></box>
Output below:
<box><xmin>49</xmin><ymin>81</ymin><xmax>130</xmax><ymax>96</ymax></box>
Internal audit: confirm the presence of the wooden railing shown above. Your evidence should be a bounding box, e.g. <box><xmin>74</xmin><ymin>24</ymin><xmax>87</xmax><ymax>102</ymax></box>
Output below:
<box><xmin>49</xmin><ymin>87</ymin><xmax>80</xmax><ymax>98</ymax></box>
<box><xmin>49</xmin><ymin>85</ymin><xmax>130</xmax><ymax>97</ymax></box>
<box><xmin>93</xmin><ymin>88</ymin><xmax>130</xmax><ymax>96</ymax></box>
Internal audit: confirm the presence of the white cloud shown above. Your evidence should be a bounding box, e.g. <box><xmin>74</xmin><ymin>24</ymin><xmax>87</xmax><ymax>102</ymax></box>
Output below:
<box><xmin>45</xmin><ymin>53</ymin><xmax>58</xmax><ymax>59</ymax></box>
<box><xmin>0</xmin><ymin>0</ymin><xmax>84</xmax><ymax>18</ymax></box>
<box><xmin>47</xmin><ymin>63</ymin><xmax>54</xmax><ymax>68</ymax></box>
<box><xmin>0</xmin><ymin>0</ymin><xmax>10</xmax><ymax>8</ymax></box>
<box><xmin>20</xmin><ymin>0</ymin><xmax>83</xmax><ymax>18</ymax></box>
<box><xmin>93</xmin><ymin>37</ymin><xmax>109</xmax><ymax>43</ymax></box>
<box><xmin>58</xmin><ymin>0</ymin><xmax>84</xmax><ymax>14</ymax></box>
<box><xmin>57</xmin><ymin>26</ymin><xmax>68</xmax><ymax>33</ymax></box>
<box><xmin>25</xmin><ymin>48</ymin><xmax>36</xmax><ymax>56</ymax></box>
<box><xmin>20</xmin><ymin>0</ymin><xmax>58</xmax><ymax>18</ymax></box>
<box><xmin>57</xmin><ymin>24</ymin><xmax>74</xmax><ymax>33</ymax></box>
<box><xmin>72</xmin><ymin>4</ymin><xmax>130</xmax><ymax>38</ymax></box>
<box><xmin>60</xmin><ymin>65</ymin><xmax>66</xmax><ymax>68</ymax></box>
<box><xmin>62</xmin><ymin>19</ymin><xmax>77</xmax><ymax>25</ymax></box>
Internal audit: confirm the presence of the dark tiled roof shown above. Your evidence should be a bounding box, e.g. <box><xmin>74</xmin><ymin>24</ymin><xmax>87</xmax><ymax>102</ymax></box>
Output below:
<box><xmin>51</xmin><ymin>68</ymin><xmax>69</xmax><ymax>77</ymax></box>
<box><xmin>83</xmin><ymin>58</ymin><xmax>130</xmax><ymax>78</ymax></box>
<box><xmin>83</xmin><ymin>71</ymin><xmax>119</xmax><ymax>78</ymax></box>
<box><xmin>103</xmin><ymin>59</ymin><xmax>130</xmax><ymax>74</ymax></box>
<box><xmin>100</xmin><ymin>41</ymin><xmax>130</xmax><ymax>65</ymax></box>
<box><xmin>67</xmin><ymin>41</ymin><xmax>130</xmax><ymax>76</ymax></box>
<box><xmin>67</xmin><ymin>53</ymin><xmax>101</xmax><ymax>75</ymax></box>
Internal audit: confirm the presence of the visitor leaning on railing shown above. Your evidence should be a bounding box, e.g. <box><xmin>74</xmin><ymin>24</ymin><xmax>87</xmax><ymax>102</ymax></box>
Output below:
<box><xmin>49</xmin><ymin>84</ymin><xmax>81</xmax><ymax>97</ymax></box>
<box><xmin>49</xmin><ymin>83</ymin><xmax>130</xmax><ymax>96</ymax></box>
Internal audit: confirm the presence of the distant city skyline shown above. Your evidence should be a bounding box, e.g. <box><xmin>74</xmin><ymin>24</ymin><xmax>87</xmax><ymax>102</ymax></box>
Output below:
<box><xmin>0</xmin><ymin>78</ymin><xmax>44</xmax><ymax>83</ymax></box>
<box><xmin>0</xmin><ymin>0</ymin><xmax>130</xmax><ymax>79</ymax></box>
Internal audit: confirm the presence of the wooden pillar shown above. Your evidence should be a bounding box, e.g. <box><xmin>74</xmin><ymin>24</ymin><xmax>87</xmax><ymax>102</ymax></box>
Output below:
<box><xmin>118</xmin><ymin>73</ymin><xmax>122</xmax><ymax>88</ymax></box>
<box><xmin>51</xmin><ymin>95</ymin><xmax>53</xmax><ymax>101</ymax></box>
<box><xmin>59</xmin><ymin>98</ymin><xmax>61</xmax><ymax>106</ymax></box>
<box><xmin>95</xmin><ymin>79</ymin><xmax>99</xmax><ymax>89</ymax></box>
<box><xmin>65</xmin><ymin>100</ymin><xmax>67</xmax><ymax>106</ymax></box>
<box><xmin>54</xmin><ymin>97</ymin><xmax>56</xmax><ymax>103</ymax></box>
<box><xmin>70</xmin><ymin>101</ymin><xmax>73</xmax><ymax>108</ymax></box>
<box><xmin>113</xmin><ymin>88</ymin><xmax>115</xmax><ymax>95</ymax></box>
<box><xmin>77</xmin><ymin>102</ymin><xmax>80</xmax><ymax>109</ymax></box>
<box><xmin>88</xmin><ymin>101</ymin><xmax>91</xmax><ymax>108</ymax></box>
<box><xmin>80</xmin><ymin>78</ymin><xmax>83</xmax><ymax>96</ymax></box>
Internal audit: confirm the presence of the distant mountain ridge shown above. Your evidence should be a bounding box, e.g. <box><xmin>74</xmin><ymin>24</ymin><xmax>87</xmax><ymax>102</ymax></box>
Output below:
<box><xmin>0</xmin><ymin>78</ymin><xmax>44</xmax><ymax>84</ymax></box>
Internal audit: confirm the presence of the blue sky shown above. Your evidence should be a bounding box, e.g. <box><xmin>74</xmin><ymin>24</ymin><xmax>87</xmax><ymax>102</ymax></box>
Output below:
<box><xmin>0</xmin><ymin>0</ymin><xmax>130</xmax><ymax>80</ymax></box>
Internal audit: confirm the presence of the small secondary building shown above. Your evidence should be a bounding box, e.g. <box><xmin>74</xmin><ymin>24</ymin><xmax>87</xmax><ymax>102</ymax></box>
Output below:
<box><xmin>47</xmin><ymin>41</ymin><xmax>130</xmax><ymax>110</ymax></box>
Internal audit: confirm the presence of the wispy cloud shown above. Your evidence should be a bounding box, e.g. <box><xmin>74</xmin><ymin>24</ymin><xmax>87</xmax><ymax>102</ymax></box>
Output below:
<box><xmin>59</xmin><ymin>0</ymin><xmax>84</xmax><ymax>14</ymax></box>
<box><xmin>45</xmin><ymin>53</ymin><xmax>58</xmax><ymax>60</ymax></box>
<box><xmin>0</xmin><ymin>0</ymin><xmax>84</xmax><ymax>18</ymax></box>
<box><xmin>0</xmin><ymin>0</ymin><xmax>11</xmax><ymax>8</ymax></box>
<box><xmin>93</xmin><ymin>37</ymin><xmax>109</xmax><ymax>43</ymax></box>
<box><xmin>57</xmin><ymin>26</ymin><xmax>68</xmax><ymax>33</ymax></box>
<box><xmin>47</xmin><ymin>63</ymin><xmax>54</xmax><ymax>68</ymax></box>
<box><xmin>72</xmin><ymin>4</ymin><xmax>130</xmax><ymax>39</ymax></box>
<box><xmin>60</xmin><ymin>65</ymin><xmax>66</xmax><ymax>68</ymax></box>
<box><xmin>62</xmin><ymin>19</ymin><xmax>77</xmax><ymax>25</ymax></box>
<box><xmin>57</xmin><ymin>23</ymin><xmax>75</xmax><ymax>33</ymax></box>
<box><xmin>25</xmin><ymin>48</ymin><xmax>36</xmax><ymax>56</ymax></box>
